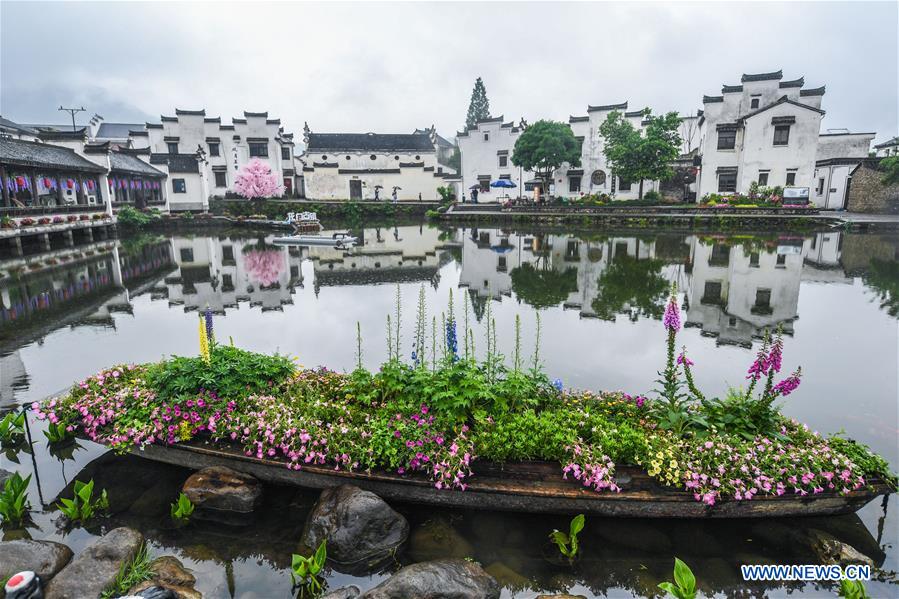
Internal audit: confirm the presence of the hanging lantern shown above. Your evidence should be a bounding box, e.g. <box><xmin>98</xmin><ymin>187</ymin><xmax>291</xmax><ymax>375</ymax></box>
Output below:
<box><xmin>87</xmin><ymin>180</ymin><xmax>95</xmax><ymax>190</ymax></box>
<box><xmin>67</xmin><ymin>179</ymin><xmax>74</xmax><ymax>189</ymax></box>
<box><xmin>15</xmin><ymin>176</ymin><xmax>25</xmax><ymax>187</ymax></box>
<box><xmin>43</xmin><ymin>177</ymin><xmax>51</xmax><ymax>188</ymax></box>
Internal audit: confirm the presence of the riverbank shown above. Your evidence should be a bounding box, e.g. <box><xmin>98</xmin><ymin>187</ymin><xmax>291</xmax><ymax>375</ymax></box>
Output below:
<box><xmin>438</xmin><ymin>203</ymin><xmax>899</xmax><ymax>232</ymax></box>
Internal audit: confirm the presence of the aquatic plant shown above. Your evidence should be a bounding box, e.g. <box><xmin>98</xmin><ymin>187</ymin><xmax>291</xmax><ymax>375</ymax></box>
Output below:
<box><xmin>659</xmin><ymin>557</ymin><xmax>697</xmax><ymax>599</ymax></box>
<box><xmin>839</xmin><ymin>579</ymin><xmax>871</xmax><ymax>599</ymax></box>
<box><xmin>0</xmin><ymin>472</ymin><xmax>31</xmax><ymax>525</ymax></box>
<box><xmin>43</xmin><ymin>421</ymin><xmax>73</xmax><ymax>444</ymax></box>
<box><xmin>170</xmin><ymin>492</ymin><xmax>195</xmax><ymax>523</ymax></box>
<box><xmin>100</xmin><ymin>543</ymin><xmax>153</xmax><ymax>599</ymax></box>
<box><xmin>56</xmin><ymin>478</ymin><xmax>108</xmax><ymax>522</ymax></box>
<box><xmin>0</xmin><ymin>410</ymin><xmax>25</xmax><ymax>444</ymax></box>
<box><xmin>549</xmin><ymin>513</ymin><xmax>585</xmax><ymax>563</ymax></box>
<box><xmin>290</xmin><ymin>540</ymin><xmax>327</xmax><ymax>592</ymax></box>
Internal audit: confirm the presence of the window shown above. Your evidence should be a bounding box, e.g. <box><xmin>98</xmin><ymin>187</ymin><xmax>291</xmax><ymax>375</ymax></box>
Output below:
<box><xmin>321</xmin><ymin>155</ymin><xmax>328</xmax><ymax>160</ymax></box>
<box><xmin>498</xmin><ymin>154</ymin><xmax>508</xmax><ymax>167</ymax></box>
<box><xmin>758</xmin><ymin>172</ymin><xmax>769</xmax><ymax>186</ymax></box>
<box><xmin>167</xmin><ymin>142</ymin><xmax>178</xmax><ymax>154</ymax></box>
<box><xmin>208</xmin><ymin>143</ymin><xmax>220</xmax><ymax>157</ymax></box>
<box><xmin>478</xmin><ymin>179</ymin><xmax>490</xmax><ymax>192</ymax></box>
<box><xmin>497</xmin><ymin>256</ymin><xmax>507</xmax><ymax>272</ymax></box>
<box><xmin>172</xmin><ymin>178</ymin><xmax>186</xmax><ymax>193</ymax></box>
<box><xmin>370</xmin><ymin>155</ymin><xmax>377</xmax><ymax>161</ymax></box>
<box><xmin>179</xmin><ymin>248</ymin><xmax>194</xmax><ymax>262</ymax></box>
<box><xmin>717</xmin><ymin>130</ymin><xmax>736</xmax><ymax>150</ymax></box>
<box><xmin>281</xmin><ymin>147</ymin><xmax>291</xmax><ymax>160</ymax></box>
<box><xmin>750</xmin><ymin>97</ymin><xmax>760</xmax><ymax>109</ymax></box>
<box><xmin>483</xmin><ymin>132</ymin><xmax>489</xmax><ymax>141</ymax></box>
<box><xmin>702</xmin><ymin>281</ymin><xmax>723</xmax><ymax>304</ymax></box>
<box><xmin>718</xmin><ymin>172</ymin><xmax>737</xmax><ymax>193</ymax></box>
<box><xmin>776</xmin><ymin>254</ymin><xmax>786</xmax><ymax>267</ymax></box>
<box><xmin>754</xmin><ymin>289</ymin><xmax>772</xmax><ymax>313</ymax></box>
<box><xmin>618</xmin><ymin>178</ymin><xmax>632</xmax><ymax>191</ymax></box>
<box><xmin>786</xmin><ymin>171</ymin><xmax>796</xmax><ymax>186</ymax></box>
<box><xmin>817</xmin><ymin>177</ymin><xmax>825</xmax><ymax>195</ymax></box>
<box><xmin>249</xmin><ymin>143</ymin><xmax>268</xmax><ymax>157</ymax></box>
<box><xmin>415</xmin><ymin>155</ymin><xmax>420</xmax><ymax>160</ymax></box>
<box><xmin>773</xmin><ymin>125</ymin><xmax>790</xmax><ymax>146</ymax></box>
<box><xmin>710</xmin><ymin>243</ymin><xmax>730</xmax><ymax>266</ymax></box>
<box><xmin>222</xmin><ymin>245</ymin><xmax>234</xmax><ymax>262</ymax></box>
<box><xmin>591</xmin><ymin>170</ymin><xmax>606</xmax><ymax>186</ymax></box>
<box><xmin>749</xmin><ymin>252</ymin><xmax>760</xmax><ymax>267</ymax></box>
<box><xmin>214</xmin><ymin>171</ymin><xmax>227</xmax><ymax>188</ymax></box>
<box><xmin>569</xmin><ymin>176</ymin><xmax>581</xmax><ymax>193</ymax></box>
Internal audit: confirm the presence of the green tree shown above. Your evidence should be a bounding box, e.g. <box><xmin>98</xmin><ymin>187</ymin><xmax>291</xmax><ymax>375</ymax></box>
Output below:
<box><xmin>510</xmin><ymin>262</ymin><xmax>578</xmax><ymax>309</ymax></box>
<box><xmin>591</xmin><ymin>253</ymin><xmax>669</xmax><ymax>321</ymax></box>
<box><xmin>599</xmin><ymin>109</ymin><xmax>682</xmax><ymax>199</ymax></box>
<box><xmin>465</xmin><ymin>77</ymin><xmax>491</xmax><ymax>129</ymax></box>
<box><xmin>880</xmin><ymin>155</ymin><xmax>899</xmax><ymax>186</ymax></box>
<box><xmin>511</xmin><ymin>120</ymin><xmax>582</xmax><ymax>198</ymax></box>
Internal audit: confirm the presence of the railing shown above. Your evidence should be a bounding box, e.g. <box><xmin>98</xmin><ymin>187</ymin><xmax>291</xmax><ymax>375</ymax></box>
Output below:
<box><xmin>0</xmin><ymin>204</ymin><xmax>106</xmax><ymax>217</ymax></box>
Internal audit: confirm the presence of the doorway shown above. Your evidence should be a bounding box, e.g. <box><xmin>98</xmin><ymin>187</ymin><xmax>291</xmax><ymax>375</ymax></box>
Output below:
<box><xmin>349</xmin><ymin>180</ymin><xmax>362</xmax><ymax>200</ymax></box>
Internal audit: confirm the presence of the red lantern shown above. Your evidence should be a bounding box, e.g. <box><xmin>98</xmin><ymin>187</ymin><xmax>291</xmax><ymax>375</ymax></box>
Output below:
<box><xmin>15</xmin><ymin>176</ymin><xmax>25</xmax><ymax>186</ymax></box>
<box><xmin>67</xmin><ymin>179</ymin><xmax>74</xmax><ymax>189</ymax></box>
<box><xmin>87</xmin><ymin>180</ymin><xmax>95</xmax><ymax>190</ymax></box>
<box><xmin>43</xmin><ymin>177</ymin><xmax>51</xmax><ymax>187</ymax></box>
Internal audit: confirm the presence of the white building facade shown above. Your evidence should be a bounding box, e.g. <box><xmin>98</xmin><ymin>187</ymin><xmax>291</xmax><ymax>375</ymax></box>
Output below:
<box><xmin>457</xmin><ymin>116</ymin><xmax>531</xmax><ymax>200</ymax></box>
<box><xmin>299</xmin><ymin>126</ymin><xmax>457</xmax><ymax>201</ymax></box>
<box><xmin>695</xmin><ymin>71</ymin><xmax>827</xmax><ymax>198</ymax></box>
<box><xmin>812</xmin><ymin>132</ymin><xmax>875</xmax><ymax>210</ymax></box>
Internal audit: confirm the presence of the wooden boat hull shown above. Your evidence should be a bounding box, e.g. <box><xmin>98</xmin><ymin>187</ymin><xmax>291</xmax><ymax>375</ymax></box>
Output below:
<box><xmin>125</xmin><ymin>440</ymin><xmax>892</xmax><ymax>518</ymax></box>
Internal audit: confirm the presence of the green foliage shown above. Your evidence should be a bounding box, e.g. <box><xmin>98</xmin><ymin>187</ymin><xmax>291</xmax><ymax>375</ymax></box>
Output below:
<box><xmin>44</xmin><ymin>421</ymin><xmax>73</xmax><ymax>444</ymax></box>
<box><xmin>100</xmin><ymin>543</ymin><xmax>153</xmax><ymax>599</ymax></box>
<box><xmin>0</xmin><ymin>472</ymin><xmax>31</xmax><ymax>525</ymax></box>
<box><xmin>512</xmin><ymin>120</ymin><xmax>582</xmax><ymax>195</ymax></box>
<box><xmin>592</xmin><ymin>255</ymin><xmax>669</xmax><ymax>321</ymax></box>
<box><xmin>116</xmin><ymin>206</ymin><xmax>160</xmax><ymax>229</ymax></box>
<box><xmin>510</xmin><ymin>262</ymin><xmax>578</xmax><ymax>309</ymax></box>
<box><xmin>643</xmin><ymin>190</ymin><xmax>662</xmax><ymax>202</ymax></box>
<box><xmin>146</xmin><ymin>345</ymin><xmax>295</xmax><ymax>402</ymax></box>
<box><xmin>696</xmin><ymin>387</ymin><xmax>783</xmax><ymax>441</ymax></box>
<box><xmin>446</xmin><ymin>146</ymin><xmax>461</xmax><ymax>172</ymax></box>
<box><xmin>56</xmin><ymin>478</ymin><xmax>109</xmax><ymax>522</ymax></box>
<box><xmin>862</xmin><ymin>257</ymin><xmax>899</xmax><ymax>318</ymax></box>
<box><xmin>290</xmin><ymin>540</ymin><xmax>327</xmax><ymax>592</ymax></box>
<box><xmin>659</xmin><ymin>557</ymin><xmax>697</xmax><ymax>599</ymax></box>
<box><xmin>170</xmin><ymin>492</ymin><xmax>195</xmax><ymax>523</ymax></box>
<box><xmin>436</xmin><ymin>185</ymin><xmax>455</xmax><ymax>203</ymax></box>
<box><xmin>465</xmin><ymin>77</ymin><xmax>491</xmax><ymax>129</ymax></box>
<box><xmin>828</xmin><ymin>435</ymin><xmax>898</xmax><ymax>489</ymax></box>
<box><xmin>0</xmin><ymin>411</ymin><xmax>25</xmax><ymax>444</ymax></box>
<box><xmin>599</xmin><ymin>110</ymin><xmax>682</xmax><ymax>199</ymax></box>
<box><xmin>549</xmin><ymin>514</ymin><xmax>585</xmax><ymax>562</ymax></box>
<box><xmin>880</xmin><ymin>155</ymin><xmax>899</xmax><ymax>186</ymax></box>
<box><xmin>839</xmin><ymin>579</ymin><xmax>871</xmax><ymax>599</ymax></box>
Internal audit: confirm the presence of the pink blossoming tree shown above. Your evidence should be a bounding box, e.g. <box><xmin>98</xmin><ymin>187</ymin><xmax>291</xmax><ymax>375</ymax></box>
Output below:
<box><xmin>233</xmin><ymin>159</ymin><xmax>283</xmax><ymax>200</ymax></box>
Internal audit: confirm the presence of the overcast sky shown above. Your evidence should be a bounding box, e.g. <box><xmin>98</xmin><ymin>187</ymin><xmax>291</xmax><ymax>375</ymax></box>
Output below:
<box><xmin>2</xmin><ymin>1</ymin><xmax>896</xmax><ymax>145</ymax></box>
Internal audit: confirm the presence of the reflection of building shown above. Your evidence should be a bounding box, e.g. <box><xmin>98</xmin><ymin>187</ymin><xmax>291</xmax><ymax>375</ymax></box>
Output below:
<box><xmin>308</xmin><ymin>225</ymin><xmax>445</xmax><ymax>291</ymax></box>
<box><xmin>165</xmin><ymin>235</ymin><xmax>304</xmax><ymax>313</ymax></box>
<box><xmin>685</xmin><ymin>238</ymin><xmax>805</xmax><ymax>346</ymax></box>
<box><xmin>0</xmin><ymin>350</ymin><xmax>27</xmax><ymax>407</ymax></box>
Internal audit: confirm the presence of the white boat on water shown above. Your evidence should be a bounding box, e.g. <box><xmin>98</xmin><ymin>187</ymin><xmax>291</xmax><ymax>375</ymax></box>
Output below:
<box><xmin>273</xmin><ymin>211</ymin><xmax>357</xmax><ymax>247</ymax></box>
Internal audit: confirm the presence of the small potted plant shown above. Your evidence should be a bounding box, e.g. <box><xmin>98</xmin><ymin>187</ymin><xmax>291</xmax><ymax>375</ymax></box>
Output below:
<box><xmin>79</xmin><ymin>214</ymin><xmax>90</xmax><ymax>221</ymax></box>
<box><xmin>19</xmin><ymin>218</ymin><xmax>35</xmax><ymax>227</ymax></box>
<box><xmin>52</xmin><ymin>216</ymin><xmax>64</xmax><ymax>224</ymax></box>
<box><xmin>67</xmin><ymin>215</ymin><xmax>78</xmax><ymax>222</ymax></box>
<box><xmin>0</xmin><ymin>215</ymin><xmax>16</xmax><ymax>229</ymax></box>
<box><xmin>37</xmin><ymin>217</ymin><xmax>51</xmax><ymax>225</ymax></box>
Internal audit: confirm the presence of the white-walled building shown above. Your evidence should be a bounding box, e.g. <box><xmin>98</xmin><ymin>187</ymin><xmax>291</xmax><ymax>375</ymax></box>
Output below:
<box><xmin>873</xmin><ymin>136</ymin><xmax>898</xmax><ymax>157</ymax></box>
<box><xmin>456</xmin><ymin>116</ymin><xmax>531</xmax><ymax>200</ymax></box>
<box><xmin>812</xmin><ymin>131</ymin><xmax>875</xmax><ymax>209</ymax></box>
<box><xmin>299</xmin><ymin>125</ymin><xmax>457</xmax><ymax>201</ymax></box>
<box><xmin>695</xmin><ymin>71</ymin><xmax>827</xmax><ymax>198</ymax></box>
<box><xmin>128</xmin><ymin>109</ymin><xmax>295</xmax><ymax>211</ymax></box>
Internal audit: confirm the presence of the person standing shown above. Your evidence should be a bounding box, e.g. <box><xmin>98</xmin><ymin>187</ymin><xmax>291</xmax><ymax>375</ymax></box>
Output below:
<box><xmin>392</xmin><ymin>188</ymin><xmax>398</xmax><ymax>204</ymax></box>
<box><xmin>471</xmin><ymin>187</ymin><xmax>479</xmax><ymax>203</ymax></box>
<box><xmin>374</xmin><ymin>187</ymin><xmax>380</xmax><ymax>201</ymax></box>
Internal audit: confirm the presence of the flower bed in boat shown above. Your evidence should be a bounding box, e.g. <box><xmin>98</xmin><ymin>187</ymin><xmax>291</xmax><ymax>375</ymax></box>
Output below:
<box><xmin>33</xmin><ymin>289</ymin><xmax>896</xmax><ymax>506</ymax></box>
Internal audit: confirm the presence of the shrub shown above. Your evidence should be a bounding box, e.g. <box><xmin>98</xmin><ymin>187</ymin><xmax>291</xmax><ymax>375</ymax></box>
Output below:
<box><xmin>643</xmin><ymin>190</ymin><xmax>662</xmax><ymax>203</ymax></box>
<box><xmin>0</xmin><ymin>472</ymin><xmax>31</xmax><ymax>525</ymax></box>
<box><xmin>56</xmin><ymin>478</ymin><xmax>108</xmax><ymax>522</ymax></box>
<box><xmin>116</xmin><ymin>206</ymin><xmax>159</xmax><ymax>229</ymax></box>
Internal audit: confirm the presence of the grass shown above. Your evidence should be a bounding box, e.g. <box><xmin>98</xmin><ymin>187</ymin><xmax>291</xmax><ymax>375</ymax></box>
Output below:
<box><xmin>101</xmin><ymin>543</ymin><xmax>154</xmax><ymax>599</ymax></box>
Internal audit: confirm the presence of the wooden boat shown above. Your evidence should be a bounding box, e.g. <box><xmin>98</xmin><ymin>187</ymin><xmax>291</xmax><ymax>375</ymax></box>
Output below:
<box><xmin>124</xmin><ymin>439</ymin><xmax>893</xmax><ymax>518</ymax></box>
<box><xmin>272</xmin><ymin>231</ymin><xmax>357</xmax><ymax>247</ymax></box>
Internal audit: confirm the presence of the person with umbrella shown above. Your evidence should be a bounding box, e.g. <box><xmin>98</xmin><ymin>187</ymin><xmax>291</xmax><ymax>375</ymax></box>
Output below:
<box><xmin>471</xmin><ymin>185</ymin><xmax>479</xmax><ymax>204</ymax></box>
<box><xmin>392</xmin><ymin>186</ymin><xmax>400</xmax><ymax>204</ymax></box>
<box><xmin>490</xmin><ymin>179</ymin><xmax>517</xmax><ymax>203</ymax></box>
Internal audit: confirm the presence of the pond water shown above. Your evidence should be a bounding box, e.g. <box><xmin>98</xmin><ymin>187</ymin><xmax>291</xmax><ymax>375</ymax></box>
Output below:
<box><xmin>1</xmin><ymin>221</ymin><xmax>897</xmax><ymax>598</ymax></box>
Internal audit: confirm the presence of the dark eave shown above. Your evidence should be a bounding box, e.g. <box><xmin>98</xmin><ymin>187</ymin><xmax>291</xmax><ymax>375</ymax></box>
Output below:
<box><xmin>204</xmin><ymin>117</ymin><xmax>221</xmax><ymax>124</ymax></box>
<box><xmin>721</xmin><ymin>85</ymin><xmax>743</xmax><ymax>93</ymax></box>
<box><xmin>703</xmin><ymin>95</ymin><xmax>724</xmax><ymax>104</ymax></box>
<box><xmin>160</xmin><ymin>116</ymin><xmax>177</xmax><ymax>123</ymax></box>
<box><xmin>624</xmin><ymin>110</ymin><xmax>646</xmax><ymax>117</ymax></box>
<box><xmin>779</xmin><ymin>77</ymin><xmax>805</xmax><ymax>89</ymax></box>
<box><xmin>569</xmin><ymin>116</ymin><xmax>589</xmax><ymax>123</ymax></box>
<box><xmin>587</xmin><ymin>101</ymin><xmax>627</xmax><ymax>112</ymax></box>
<box><xmin>800</xmin><ymin>86</ymin><xmax>826</xmax><ymax>97</ymax></box>
<box><xmin>232</xmin><ymin>119</ymin><xmax>247</xmax><ymax>125</ymax></box>
<box><xmin>739</xmin><ymin>95</ymin><xmax>825</xmax><ymax>122</ymax></box>
<box><xmin>741</xmin><ymin>70</ymin><xmax>783</xmax><ymax>83</ymax></box>
<box><xmin>266</xmin><ymin>119</ymin><xmax>281</xmax><ymax>125</ymax></box>
<box><xmin>244</xmin><ymin>111</ymin><xmax>268</xmax><ymax>118</ymax></box>
<box><xmin>175</xmin><ymin>109</ymin><xmax>206</xmax><ymax>117</ymax></box>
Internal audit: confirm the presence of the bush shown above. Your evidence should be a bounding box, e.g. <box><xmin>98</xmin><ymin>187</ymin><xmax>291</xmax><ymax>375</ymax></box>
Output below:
<box><xmin>116</xmin><ymin>206</ymin><xmax>159</xmax><ymax>229</ymax></box>
<box><xmin>643</xmin><ymin>190</ymin><xmax>662</xmax><ymax>203</ymax></box>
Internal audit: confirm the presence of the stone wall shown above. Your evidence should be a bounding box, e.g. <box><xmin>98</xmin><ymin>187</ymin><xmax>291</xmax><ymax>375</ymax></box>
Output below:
<box><xmin>846</xmin><ymin>162</ymin><xmax>899</xmax><ymax>214</ymax></box>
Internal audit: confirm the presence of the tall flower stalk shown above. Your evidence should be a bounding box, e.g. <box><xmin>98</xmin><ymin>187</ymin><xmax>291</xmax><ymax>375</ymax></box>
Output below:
<box><xmin>198</xmin><ymin>317</ymin><xmax>211</xmax><ymax>364</ymax></box>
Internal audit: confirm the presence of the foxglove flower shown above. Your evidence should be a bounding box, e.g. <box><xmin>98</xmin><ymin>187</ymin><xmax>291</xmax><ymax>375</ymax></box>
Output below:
<box><xmin>663</xmin><ymin>294</ymin><xmax>680</xmax><ymax>331</ymax></box>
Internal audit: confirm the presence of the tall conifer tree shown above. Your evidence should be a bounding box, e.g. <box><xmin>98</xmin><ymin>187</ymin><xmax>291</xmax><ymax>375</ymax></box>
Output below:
<box><xmin>465</xmin><ymin>77</ymin><xmax>491</xmax><ymax>129</ymax></box>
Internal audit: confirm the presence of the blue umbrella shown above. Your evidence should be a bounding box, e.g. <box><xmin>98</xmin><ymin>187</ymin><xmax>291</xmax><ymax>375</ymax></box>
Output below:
<box><xmin>490</xmin><ymin>179</ymin><xmax>517</xmax><ymax>188</ymax></box>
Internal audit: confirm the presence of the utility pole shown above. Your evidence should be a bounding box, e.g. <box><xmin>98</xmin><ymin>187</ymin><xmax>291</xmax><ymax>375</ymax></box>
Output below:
<box><xmin>58</xmin><ymin>105</ymin><xmax>86</xmax><ymax>134</ymax></box>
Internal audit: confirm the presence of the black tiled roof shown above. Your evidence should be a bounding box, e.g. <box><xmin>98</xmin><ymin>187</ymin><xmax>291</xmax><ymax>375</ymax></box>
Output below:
<box><xmin>874</xmin><ymin>136</ymin><xmax>899</xmax><ymax>149</ymax></box>
<box><xmin>149</xmin><ymin>153</ymin><xmax>200</xmax><ymax>173</ymax></box>
<box><xmin>721</xmin><ymin>85</ymin><xmax>743</xmax><ymax>93</ymax></box>
<box><xmin>569</xmin><ymin>116</ymin><xmax>589</xmax><ymax>123</ymax></box>
<box><xmin>779</xmin><ymin>77</ymin><xmax>804</xmax><ymax>89</ymax></box>
<box><xmin>739</xmin><ymin>95</ymin><xmax>825</xmax><ymax>122</ymax></box>
<box><xmin>306</xmin><ymin>132</ymin><xmax>434</xmax><ymax>152</ymax></box>
<box><xmin>110</xmin><ymin>151</ymin><xmax>166</xmax><ymax>177</ymax></box>
<box><xmin>0</xmin><ymin>117</ymin><xmax>38</xmax><ymax>136</ymax></box>
<box><xmin>800</xmin><ymin>86</ymin><xmax>826</xmax><ymax>97</ymax></box>
<box><xmin>244</xmin><ymin>111</ymin><xmax>268</xmax><ymax>118</ymax></box>
<box><xmin>703</xmin><ymin>95</ymin><xmax>724</xmax><ymax>103</ymax></box>
<box><xmin>587</xmin><ymin>102</ymin><xmax>627</xmax><ymax>112</ymax></box>
<box><xmin>0</xmin><ymin>138</ymin><xmax>106</xmax><ymax>173</ymax></box>
<box><xmin>205</xmin><ymin>117</ymin><xmax>221</xmax><ymax>124</ymax></box>
<box><xmin>741</xmin><ymin>70</ymin><xmax>783</xmax><ymax>82</ymax></box>
<box><xmin>624</xmin><ymin>110</ymin><xmax>646</xmax><ymax>117</ymax></box>
<box><xmin>175</xmin><ymin>109</ymin><xmax>206</xmax><ymax>116</ymax></box>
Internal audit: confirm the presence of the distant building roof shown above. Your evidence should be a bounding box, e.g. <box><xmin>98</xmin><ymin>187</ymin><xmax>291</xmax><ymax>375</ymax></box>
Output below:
<box><xmin>149</xmin><ymin>153</ymin><xmax>200</xmax><ymax>173</ymax></box>
<box><xmin>587</xmin><ymin>101</ymin><xmax>628</xmax><ymax>112</ymax></box>
<box><xmin>874</xmin><ymin>136</ymin><xmax>899</xmax><ymax>149</ymax></box>
<box><xmin>0</xmin><ymin>137</ymin><xmax>106</xmax><ymax>173</ymax></box>
<box><xmin>109</xmin><ymin>151</ymin><xmax>166</xmax><ymax>177</ymax></box>
<box><xmin>306</xmin><ymin>132</ymin><xmax>435</xmax><ymax>152</ymax></box>
<box><xmin>96</xmin><ymin>123</ymin><xmax>145</xmax><ymax>139</ymax></box>
<box><xmin>741</xmin><ymin>70</ymin><xmax>783</xmax><ymax>82</ymax></box>
<box><xmin>0</xmin><ymin>116</ymin><xmax>38</xmax><ymax>136</ymax></box>
<box><xmin>739</xmin><ymin>95</ymin><xmax>825</xmax><ymax>122</ymax></box>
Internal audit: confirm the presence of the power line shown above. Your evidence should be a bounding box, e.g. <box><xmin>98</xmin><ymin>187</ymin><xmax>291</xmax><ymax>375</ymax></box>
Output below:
<box><xmin>58</xmin><ymin>105</ymin><xmax>86</xmax><ymax>134</ymax></box>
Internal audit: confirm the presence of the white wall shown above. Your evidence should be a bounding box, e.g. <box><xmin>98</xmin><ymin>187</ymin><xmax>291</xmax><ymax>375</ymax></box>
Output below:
<box><xmin>457</xmin><ymin>118</ymin><xmax>531</xmax><ymax>200</ymax></box>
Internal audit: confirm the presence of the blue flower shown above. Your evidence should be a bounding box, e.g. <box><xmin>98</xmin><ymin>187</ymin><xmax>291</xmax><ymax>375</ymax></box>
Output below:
<box><xmin>552</xmin><ymin>378</ymin><xmax>564</xmax><ymax>392</ymax></box>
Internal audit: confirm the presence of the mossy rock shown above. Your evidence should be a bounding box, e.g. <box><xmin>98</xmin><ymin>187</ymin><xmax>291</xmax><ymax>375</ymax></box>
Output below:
<box><xmin>408</xmin><ymin>518</ymin><xmax>475</xmax><ymax>562</ymax></box>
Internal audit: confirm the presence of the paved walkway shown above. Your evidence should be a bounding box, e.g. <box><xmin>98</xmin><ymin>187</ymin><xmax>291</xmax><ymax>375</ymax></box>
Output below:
<box><xmin>819</xmin><ymin>211</ymin><xmax>899</xmax><ymax>224</ymax></box>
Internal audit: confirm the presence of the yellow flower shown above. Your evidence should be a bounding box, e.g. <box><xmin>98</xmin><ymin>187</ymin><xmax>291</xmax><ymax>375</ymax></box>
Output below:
<box><xmin>198</xmin><ymin>318</ymin><xmax>210</xmax><ymax>363</ymax></box>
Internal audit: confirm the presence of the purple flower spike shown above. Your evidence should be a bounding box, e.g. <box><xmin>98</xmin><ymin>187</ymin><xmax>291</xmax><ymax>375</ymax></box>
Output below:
<box><xmin>663</xmin><ymin>294</ymin><xmax>681</xmax><ymax>331</ymax></box>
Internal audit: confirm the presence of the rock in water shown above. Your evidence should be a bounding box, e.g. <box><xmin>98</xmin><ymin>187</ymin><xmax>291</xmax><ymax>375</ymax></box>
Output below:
<box><xmin>44</xmin><ymin>527</ymin><xmax>144</xmax><ymax>599</ymax></box>
<box><xmin>360</xmin><ymin>558</ymin><xmax>500</xmax><ymax>599</ymax></box>
<box><xmin>128</xmin><ymin>556</ymin><xmax>201</xmax><ymax>599</ymax></box>
<box><xmin>302</xmin><ymin>485</ymin><xmax>409</xmax><ymax>569</ymax></box>
<box><xmin>321</xmin><ymin>586</ymin><xmax>362</xmax><ymax>599</ymax></box>
<box><xmin>181</xmin><ymin>466</ymin><xmax>262</xmax><ymax>513</ymax></box>
<box><xmin>0</xmin><ymin>539</ymin><xmax>73</xmax><ymax>582</ymax></box>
